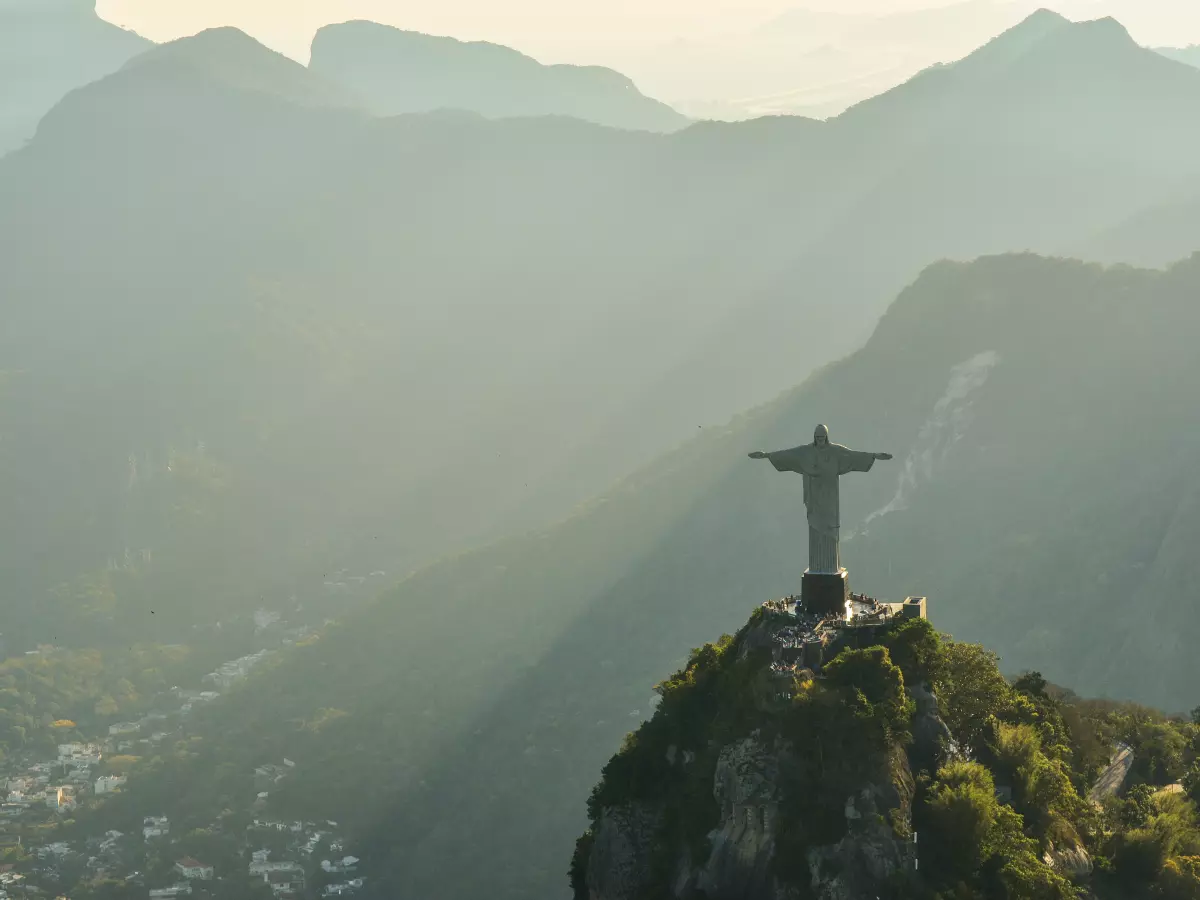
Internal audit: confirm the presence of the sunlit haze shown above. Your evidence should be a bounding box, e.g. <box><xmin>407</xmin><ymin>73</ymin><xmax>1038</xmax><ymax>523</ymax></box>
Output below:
<box><xmin>9</xmin><ymin>0</ymin><xmax>1200</xmax><ymax>896</ymax></box>
<box><xmin>95</xmin><ymin>0</ymin><xmax>1200</xmax><ymax>60</ymax></box>
<box><xmin>95</xmin><ymin>0</ymin><xmax>1200</xmax><ymax>115</ymax></box>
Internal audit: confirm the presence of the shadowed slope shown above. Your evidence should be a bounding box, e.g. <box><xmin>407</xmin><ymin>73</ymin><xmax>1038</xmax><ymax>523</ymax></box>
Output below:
<box><xmin>107</xmin><ymin>253</ymin><xmax>1200</xmax><ymax>900</ymax></box>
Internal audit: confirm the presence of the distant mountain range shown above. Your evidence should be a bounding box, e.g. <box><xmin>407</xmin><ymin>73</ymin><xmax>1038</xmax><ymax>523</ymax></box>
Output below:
<box><xmin>308</xmin><ymin>20</ymin><xmax>689</xmax><ymax>132</ymax></box>
<box><xmin>119</xmin><ymin>252</ymin><xmax>1200</xmax><ymax>900</ymax></box>
<box><xmin>4</xmin><ymin>11</ymin><xmax>1200</xmax><ymax>651</ymax></box>
<box><xmin>0</xmin><ymin>5</ymin><xmax>684</xmax><ymax>162</ymax></box>
<box><xmin>644</xmin><ymin>0</ymin><xmax>1036</xmax><ymax>119</ymax></box>
<box><xmin>0</xmin><ymin>0</ymin><xmax>149</xmax><ymax>154</ymax></box>
<box><xmin>1154</xmin><ymin>44</ymin><xmax>1200</xmax><ymax>69</ymax></box>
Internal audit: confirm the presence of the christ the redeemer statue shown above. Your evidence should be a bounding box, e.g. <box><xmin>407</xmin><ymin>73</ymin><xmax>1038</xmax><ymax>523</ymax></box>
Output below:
<box><xmin>749</xmin><ymin>424</ymin><xmax>892</xmax><ymax>614</ymax></box>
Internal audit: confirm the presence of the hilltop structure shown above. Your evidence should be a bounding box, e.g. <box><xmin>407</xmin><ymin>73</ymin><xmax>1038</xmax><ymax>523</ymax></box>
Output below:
<box><xmin>749</xmin><ymin>423</ymin><xmax>893</xmax><ymax>616</ymax></box>
<box><xmin>761</xmin><ymin>590</ymin><xmax>928</xmax><ymax>690</ymax></box>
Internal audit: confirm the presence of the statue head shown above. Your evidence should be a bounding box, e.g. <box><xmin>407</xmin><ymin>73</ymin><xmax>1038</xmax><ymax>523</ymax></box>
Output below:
<box><xmin>814</xmin><ymin>424</ymin><xmax>829</xmax><ymax>447</ymax></box>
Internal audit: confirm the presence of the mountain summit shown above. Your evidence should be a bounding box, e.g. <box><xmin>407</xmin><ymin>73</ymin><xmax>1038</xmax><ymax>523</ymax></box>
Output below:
<box><xmin>308</xmin><ymin>20</ymin><xmax>688</xmax><ymax>131</ymax></box>
<box><xmin>122</xmin><ymin>27</ymin><xmax>357</xmax><ymax>110</ymax></box>
<box><xmin>0</xmin><ymin>0</ymin><xmax>149</xmax><ymax>154</ymax></box>
<box><xmin>836</xmin><ymin>8</ymin><xmax>1176</xmax><ymax>140</ymax></box>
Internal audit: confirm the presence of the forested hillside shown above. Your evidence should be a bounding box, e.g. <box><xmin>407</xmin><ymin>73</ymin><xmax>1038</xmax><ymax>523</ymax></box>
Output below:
<box><xmin>94</xmin><ymin>252</ymin><xmax>1200</xmax><ymax>899</ymax></box>
<box><xmin>6</xmin><ymin>13</ymin><xmax>1200</xmax><ymax>653</ymax></box>
<box><xmin>577</xmin><ymin>611</ymin><xmax>1200</xmax><ymax>900</ymax></box>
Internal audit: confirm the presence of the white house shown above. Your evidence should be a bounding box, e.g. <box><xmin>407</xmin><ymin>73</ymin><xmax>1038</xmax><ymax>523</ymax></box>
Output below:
<box><xmin>95</xmin><ymin>775</ymin><xmax>127</xmax><ymax>795</ymax></box>
<box><xmin>58</xmin><ymin>742</ymin><xmax>102</xmax><ymax>767</ymax></box>
<box><xmin>99</xmin><ymin>830</ymin><xmax>123</xmax><ymax>851</ymax></box>
<box><xmin>45</xmin><ymin>787</ymin><xmax>73</xmax><ymax>812</ymax></box>
<box><xmin>265</xmin><ymin>868</ymin><xmax>305</xmax><ymax>895</ymax></box>
<box><xmin>175</xmin><ymin>857</ymin><xmax>214</xmax><ymax>880</ymax></box>
<box><xmin>249</xmin><ymin>860</ymin><xmax>301</xmax><ymax>877</ymax></box>
<box><xmin>148</xmin><ymin>885</ymin><xmax>192</xmax><ymax>898</ymax></box>
<box><xmin>108</xmin><ymin>722</ymin><xmax>140</xmax><ymax>737</ymax></box>
<box><xmin>143</xmin><ymin>816</ymin><xmax>170</xmax><ymax>840</ymax></box>
<box><xmin>322</xmin><ymin>879</ymin><xmax>365</xmax><ymax>896</ymax></box>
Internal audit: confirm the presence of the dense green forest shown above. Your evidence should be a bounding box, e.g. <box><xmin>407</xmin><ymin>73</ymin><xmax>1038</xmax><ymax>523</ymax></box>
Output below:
<box><xmin>576</xmin><ymin>612</ymin><xmax>1200</xmax><ymax>900</ymax></box>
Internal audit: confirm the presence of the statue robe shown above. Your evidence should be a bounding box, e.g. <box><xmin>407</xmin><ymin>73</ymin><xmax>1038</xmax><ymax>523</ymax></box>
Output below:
<box><xmin>763</xmin><ymin>442</ymin><xmax>877</xmax><ymax>574</ymax></box>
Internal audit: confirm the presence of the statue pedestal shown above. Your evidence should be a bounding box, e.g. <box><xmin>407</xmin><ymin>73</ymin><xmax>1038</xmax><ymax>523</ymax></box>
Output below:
<box><xmin>801</xmin><ymin>569</ymin><xmax>849</xmax><ymax>618</ymax></box>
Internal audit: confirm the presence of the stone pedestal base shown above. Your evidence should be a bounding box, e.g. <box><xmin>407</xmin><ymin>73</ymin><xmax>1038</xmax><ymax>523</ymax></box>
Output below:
<box><xmin>801</xmin><ymin>569</ymin><xmax>849</xmax><ymax>618</ymax></box>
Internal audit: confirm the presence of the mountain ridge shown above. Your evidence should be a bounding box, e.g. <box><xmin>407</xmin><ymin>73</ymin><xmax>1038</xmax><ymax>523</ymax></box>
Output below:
<box><xmin>0</xmin><ymin>0</ymin><xmax>149</xmax><ymax>154</ymax></box>
<box><xmin>121</xmin><ymin>26</ymin><xmax>359</xmax><ymax>110</ymax></box>
<box><xmin>308</xmin><ymin>19</ymin><xmax>688</xmax><ymax>132</ymax></box>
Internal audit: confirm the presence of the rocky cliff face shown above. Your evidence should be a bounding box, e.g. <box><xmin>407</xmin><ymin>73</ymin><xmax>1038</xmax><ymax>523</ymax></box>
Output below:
<box><xmin>584</xmin><ymin>731</ymin><xmax>916</xmax><ymax>900</ymax></box>
<box><xmin>575</xmin><ymin>607</ymin><xmax>946</xmax><ymax>900</ymax></box>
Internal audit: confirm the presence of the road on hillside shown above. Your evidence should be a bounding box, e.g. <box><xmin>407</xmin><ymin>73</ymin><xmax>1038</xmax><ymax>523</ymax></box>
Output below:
<box><xmin>1089</xmin><ymin>742</ymin><xmax>1134</xmax><ymax>803</ymax></box>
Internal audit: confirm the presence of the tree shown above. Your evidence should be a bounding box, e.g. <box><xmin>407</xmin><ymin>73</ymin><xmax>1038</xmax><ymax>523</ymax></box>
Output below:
<box><xmin>922</xmin><ymin>761</ymin><xmax>1077</xmax><ymax>900</ymax></box>
<box><xmin>935</xmin><ymin>642</ymin><xmax>1012</xmax><ymax>754</ymax></box>
<box><xmin>883</xmin><ymin>618</ymin><xmax>946</xmax><ymax>687</ymax></box>
<box><xmin>925</xmin><ymin>761</ymin><xmax>999</xmax><ymax>877</ymax></box>
<box><xmin>824</xmin><ymin>646</ymin><xmax>913</xmax><ymax>743</ymax></box>
<box><xmin>1131</xmin><ymin>722</ymin><xmax>1188</xmax><ymax>786</ymax></box>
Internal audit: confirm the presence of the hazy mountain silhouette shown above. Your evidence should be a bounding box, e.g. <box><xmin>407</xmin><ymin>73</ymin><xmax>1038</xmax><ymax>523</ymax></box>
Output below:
<box><xmin>665</xmin><ymin>11</ymin><xmax>1200</xmax><ymax>434</ymax></box>
<box><xmin>123</xmin><ymin>26</ymin><xmax>358</xmax><ymax>110</ymax></box>
<box><xmin>308</xmin><ymin>20</ymin><xmax>688</xmax><ymax>132</ymax></box>
<box><xmin>660</xmin><ymin>0</ymin><xmax>1033</xmax><ymax>120</ymax></box>
<box><xmin>1155</xmin><ymin>45</ymin><xmax>1200</xmax><ymax>68</ymax></box>
<box><xmin>1081</xmin><ymin>188</ymin><xmax>1200</xmax><ymax>268</ymax></box>
<box><xmin>6</xmin><ymin>12</ymin><xmax>1200</xmax><ymax>654</ymax></box>
<box><xmin>121</xmin><ymin>253</ymin><xmax>1200</xmax><ymax>900</ymax></box>
<box><xmin>0</xmin><ymin>0</ymin><xmax>149</xmax><ymax>155</ymax></box>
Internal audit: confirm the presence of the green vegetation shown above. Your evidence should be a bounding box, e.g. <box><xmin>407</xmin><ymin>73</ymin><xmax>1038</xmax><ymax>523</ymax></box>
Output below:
<box><xmin>575</xmin><ymin>613</ymin><xmax>1200</xmax><ymax>900</ymax></box>
<box><xmin>0</xmin><ymin>645</ymin><xmax>194</xmax><ymax>759</ymax></box>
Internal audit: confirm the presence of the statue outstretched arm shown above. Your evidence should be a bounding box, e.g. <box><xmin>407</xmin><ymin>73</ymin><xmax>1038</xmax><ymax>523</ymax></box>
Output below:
<box><xmin>749</xmin><ymin>446</ymin><xmax>817</xmax><ymax>474</ymax></box>
<box><xmin>837</xmin><ymin>446</ymin><xmax>892</xmax><ymax>474</ymax></box>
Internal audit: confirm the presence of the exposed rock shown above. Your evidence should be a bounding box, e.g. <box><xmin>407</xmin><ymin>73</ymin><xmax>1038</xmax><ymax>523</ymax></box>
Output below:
<box><xmin>583</xmin><ymin>733</ymin><xmax>913</xmax><ymax>900</ymax></box>
<box><xmin>579</xmin><ymin>610</ymin><xmax>920</xmax><ymax>900</ymax></box>
<box><xmin>806</xmin><ymin>763</ymin><xmax>914</xmax><ymax>900</ymax></box>
<box><xmin>1043</xmin><ymin>840</ymin><xmax>1093</xmax><ymax>880</ymax></box>
<box><xmin>1088</xmin><ymin>742</ymin><xmax>1134</xmax><ymax>803</ymax></box>
<box><xmin>698</xmin><ymin>736</ymin><xmax>780</xmax><ymax>898</ymax></box>
<box><xmin>586</xmin><ymin>804</ymin><xmax>663</xmax><ymax>900</ymax></box>
<box><xmin>909</xmin><ymin>681</ymin><xmax>953</xmax><ymax>769</ymax></box>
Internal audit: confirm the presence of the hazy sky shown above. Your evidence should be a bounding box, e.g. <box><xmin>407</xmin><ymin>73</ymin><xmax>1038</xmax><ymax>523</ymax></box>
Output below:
<box><xmin>94</xmin><ymin>0</ymin><xmax>1200</xmax><ymax>113</ymax></box>
<box><xmin>95</xmin><ymin>0</ymin><xmax>1200</xmax><ymax>61</ymax></box>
